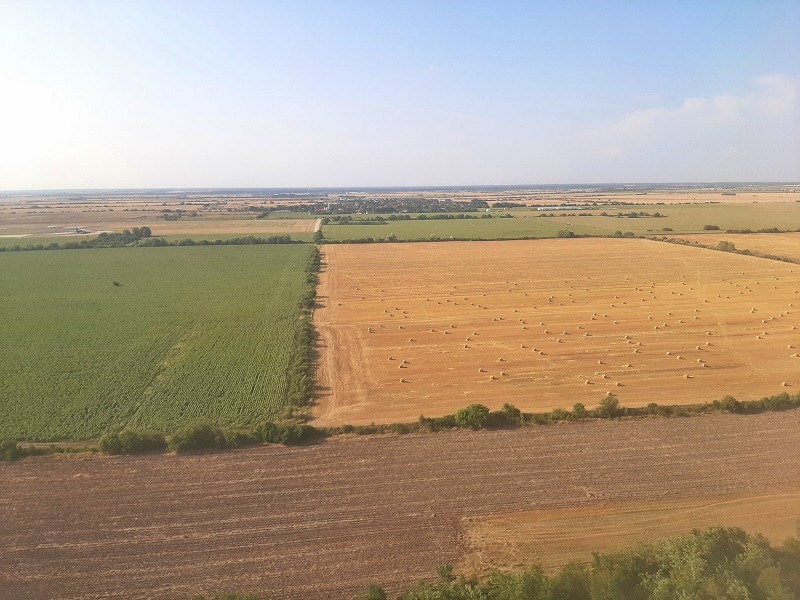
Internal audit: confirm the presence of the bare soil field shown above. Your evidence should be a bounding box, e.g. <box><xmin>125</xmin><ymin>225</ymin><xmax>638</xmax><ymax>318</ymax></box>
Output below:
<box><xmin>673</xmin><ymin>232</ymin><xmax>800</xmax><ymax>261</ymax></box>
<box><xmin>1</xmin><ymin>412</ymin><xmax>798</xmax><ymax>600</ymax></box>
<box><xmin>460</xmin><ymin>492</ymin><xmax>800</xmax><ymax>576</ymax></box>
<box><xmin>314</xmin><ymin>239</ymin><xmax>800</xmax><ymax>426</ymax></box>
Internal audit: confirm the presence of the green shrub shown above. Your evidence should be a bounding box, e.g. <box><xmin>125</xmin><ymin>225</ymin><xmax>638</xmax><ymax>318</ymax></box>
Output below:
<box><xmin>357</xmin><ymin>586</ymin><xmax>387</xmax><ymax>600</ymax></box>
<box><xmin>256</xmin><ymin>421</ymin><xmax>322</xmax><ymax>445</ymax></box>
<box><xmin>1</xmin><ymin>439</ymin><xmax>23</xmax><ymax>461</ymax></box>
<box><xmin>221</xmin><ymin>429</ymin><xmax>260</xmax><ymax>449</ymax></box>
<box><xmin>550</xmin><ymin>408</ymin><xmax>571</xmax><ymax>422</ymax></box>
<box><xmin>454</xmin><ymin>404</ymin><xmax>490</xmax><ymax>430</ymax></box>
<box><xmin>597</xmin><ymin>395</ymin><xmax>622</xmax><ymax>418</ymax></box>
<box><xmin>713</xmin><ymin>395</ymin><xmax>741</xmax><ymax>413</ymax></box>
<box><xmin>99</xmin><ymin>429</ymin><xmax>167</xmax><ymax>455</ymax></box>
<box><xmin>169</xmin><ymin>423</ymin><xmax>227</xmax><ymax>453</ymax></box>
<box><xmin>571</xmin><ymin>403</ymin><xmax>587</xmax><ymax>419</ymax></box>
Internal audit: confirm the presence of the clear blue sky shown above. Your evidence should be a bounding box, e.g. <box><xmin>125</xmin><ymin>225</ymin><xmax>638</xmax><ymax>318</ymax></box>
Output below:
<box><xmin>1</xmin><ymin>0</ymin><xmax>798</xmax><ymax>188</ymax></box>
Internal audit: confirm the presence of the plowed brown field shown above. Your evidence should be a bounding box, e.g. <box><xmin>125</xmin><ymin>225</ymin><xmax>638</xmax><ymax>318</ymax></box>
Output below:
<box><xmin>2</xmin><ymin>412</ymin><xmax>799</xmax><ymax>599</ymax></box>
<box><xmin>314</xmin><ymin>239</ymin><xmax>800</xmax><ymax>425</ymax></box>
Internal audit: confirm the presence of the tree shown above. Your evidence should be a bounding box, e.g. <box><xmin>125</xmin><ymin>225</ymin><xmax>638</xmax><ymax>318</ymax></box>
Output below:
<box><xmin>454</xmin><ymin>404</ymin><xmax>490</xmax><ymax>429</ymax></box>
<box><xmin>716</xmin><ymin>240</ymin><xmax>736</xmax><ymax>252</ymax></box>
<box><xmin>597</xmin><ymin>395</ymin><xmax>621</xmax><ymax>418</ymax></box>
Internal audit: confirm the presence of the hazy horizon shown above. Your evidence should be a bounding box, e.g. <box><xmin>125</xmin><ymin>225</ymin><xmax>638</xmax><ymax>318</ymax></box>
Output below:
<box><xmin>2</xmin><ymin>1</ymin><xmax>799</xmax><ymax>189</ymax></box>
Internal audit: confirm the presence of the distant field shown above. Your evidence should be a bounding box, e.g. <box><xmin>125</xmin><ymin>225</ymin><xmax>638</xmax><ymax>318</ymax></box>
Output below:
<box><xmin>320</xmin><ymin>202</ymin><xmax>800</xmax><ymax>241</ymax></box>
<box><xmin>0</xmin><ymin>217</ymin><xmax>317</xmax><ymax>238</ymax></box>
<box><xmin>546</xmin><ymin>202</ymin><xmax>800</xmax><ymax>235</ymax></box>
<box><xmin>671</xmin><ymin>232</ymin><xmax>800</xmax><ymax>261</ymax></box>
<box><xmin>314</xmin><ymin>239</ymin><xmax>800</xmax><ymax>425</ymax></box>
<box><xmin>322</xmin><ymin>216</ymin><xmax>599</xmax><ymax>241</ymax></box>
<box><xmin>0</xmin><ymin>245</ymin><xmax>313</xmax><ymax>440</ymax></box>
<box><xmin>0</xmin><ymin>231</ymin><xmax>317</xmax><ymax>248</ymax></box>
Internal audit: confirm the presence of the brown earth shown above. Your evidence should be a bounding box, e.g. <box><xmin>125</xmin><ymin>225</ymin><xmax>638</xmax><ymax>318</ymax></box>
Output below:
<box><xmin>673</xmin><ymin>232</ymin><xmax>800</xmax><ymax>261</ymax></box>
<box><xmin>313</xmin><ymin>239</ymin><xmax>800</xmax><ymax>426</ymax></box>
<box><xmin>1</xmin><ymin>412</ymin><xmax>799</xmax><ymax>600</ymax></box>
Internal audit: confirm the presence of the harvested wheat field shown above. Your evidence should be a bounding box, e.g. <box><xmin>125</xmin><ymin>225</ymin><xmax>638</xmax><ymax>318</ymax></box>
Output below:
<box><xmin>460</xmin><ymin>492</ymin><xmax>800</xmax><ymax>577</ymax></box>
<box><xmin>314</xmin><ymin>238</ymin><xmax>800</xmax><ymax>425</ymax></box>
<box><xmin>2</xmin><ymin>412</ymin><xmax>799</xmax><ymax>600</ymax></box>
<box><xmin>673</xmin><ymin>232</ymin><xmax>800</xmax><ymax>262</ymax></box>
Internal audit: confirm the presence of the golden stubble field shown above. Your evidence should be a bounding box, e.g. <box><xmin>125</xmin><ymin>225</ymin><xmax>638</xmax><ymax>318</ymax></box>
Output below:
<box><xmin>673</xmin><ymin>232</ymin><xmax>800</xmax><ymax>261</ymax></box>
<box><xmin>314</xmin><ymin>239</ymin><xmax>800</xmax><ymax>425</ymax></box>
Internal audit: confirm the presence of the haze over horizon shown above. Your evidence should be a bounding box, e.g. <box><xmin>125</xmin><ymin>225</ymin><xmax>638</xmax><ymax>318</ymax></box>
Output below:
<box><xmin>1</xmin><ymin>1</ymin><xmax>799</xmax><ymax>190</ymax></box>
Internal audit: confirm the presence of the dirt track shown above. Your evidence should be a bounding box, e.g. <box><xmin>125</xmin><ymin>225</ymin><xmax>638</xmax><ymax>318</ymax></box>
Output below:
<box><xmin>2</xmin><ymin>411</ymin><xmax>799</xmax><ymax>600</ymax></box>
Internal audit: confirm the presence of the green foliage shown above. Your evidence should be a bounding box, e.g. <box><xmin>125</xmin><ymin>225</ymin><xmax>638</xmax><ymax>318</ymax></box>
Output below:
<box><xmin>716</xmin><ymin>240</ymin><xmax>737</xmax><ymax>252</ymax></box>
<box><xmin>358</xmin><ymin>585</ymin><xmax>388</xmax><ymax>600</ymax></box>
<box><xmin>556</xmin><ymin>229</ymin><xmax>576</xmax><ymax>238</ymax></box>
<box><xmin>0</xmin><ymin>245</ymin><xmax>316</xmax><ymax>440</ymax></box>
<box><xmin>99</xmin><ymin>429</ymin><xmax>166</xmax><ymax>455</ymax></box>
<box><xmin>454</xmin><ymin>404</ymin><xmax>491</xmax><ymax>430</ymax></box>
<box><xmin>1</xmin><ymin>439</ymin><xmax>23</xmax><ymax>461</ymax></box>
<box><xmin>550</xmin><ymin>562</ymin><xmax>591</xmax><ymax>600</ymax></box>
<box><xmin>712</xmin><ymin>392</ymin><xmax>800</xmax><ymax>414</ymax></box>
<box><xmin>0</xmin><ymin>439</ymin><xmax>47</xmax><ymax>461</ymax></box>
<box><xmin>549</xmin><ymin>408</ymin><xmax>571</xmax><ymax>422</ymax></box>
<box><xmin>596</xmin><ymin>395</ymin><xmax>622</xmax><ymax>418</ymax></box>
<box><xmin>571</xmin><ymin>403</ymin><xmax>587</xmax><ymax>419</ymax></box>
<box><xmin>169</xmin><ymin>423</ymin><xmax>228</xmax><ymax>453</ymax></box>
<box><xmin>703</xmin><ymin>224</ymin><xmax>721</xmax><ymax>230</ymax></box>
<box><xmin>255</xmin><ymin>421</ymin><xmax>323</xmax><ymax>445</ymax></box>
<box><xmin>365</xmin><ymin>527</ymin><xmax>799</xmax><ymax>600</ymax></box>
<box><xmin>163</xmin><ymin>421</ymin><xmax>323</xmax><ymax>454</ymax></box>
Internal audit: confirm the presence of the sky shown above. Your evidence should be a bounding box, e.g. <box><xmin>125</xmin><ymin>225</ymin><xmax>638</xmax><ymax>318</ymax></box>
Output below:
<box><xmin>1</xmin><ymin>0</ymin><xmax>799</xmax><ymax>189</ymax></box>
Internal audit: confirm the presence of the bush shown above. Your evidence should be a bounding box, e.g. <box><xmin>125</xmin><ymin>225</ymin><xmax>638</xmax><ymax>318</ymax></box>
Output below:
<box><xmin>169</xmin><ymin>423</ymin><xmax>227</xmax><ymax>453</ymax></box>
<box><xmin>713</xmin><ymin>395</ymin><xmax>741</xmax><ymax>413</ymax></box>
<box><xmin>454</xmin><ymin>404</ymin><xmax>490</xmax><ymax>430</ymax></box>
<box><xmin>597</xmin><ymin>395</ymin><xmax>622</xmax><ymax>418</ymax></box>
<box><xmin>99</xmin><ymin>429</ymin><xmax>167</xmax><ymax>455</ymax></box>
<box><xmin>1</xmin><ymin>439</ymin><xmax>23</xmax><ymax>461</ymax></box>
<box><xmin>256</xmin><ymin>421</ymin><xmax>322</xmax><ymax>445</ymax></box>
<box><xmin>357</xmin><ymin>585</ymin><xmax>387</xmax><ymax>600</ymax></box>
<box><xmin>703</xmin><ymin>224</ymin><xmax>721</xmax><ymax>230</ymax></box>
<box><xmin>550</xmin><ymin>408</ymin><xmax>571</xmax><ymax>422</ymax></box>
<box><xmin>572</xmin><ymin>403</ymin><xmax>587</xmax><ymax>419</ymax></box>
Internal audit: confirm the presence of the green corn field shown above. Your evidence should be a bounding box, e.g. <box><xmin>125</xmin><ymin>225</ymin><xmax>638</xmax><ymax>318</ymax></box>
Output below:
<box><xmin>0</xmin><ymin>244</ymin><xmax>315</xmax><ymax>440</ymax></box>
